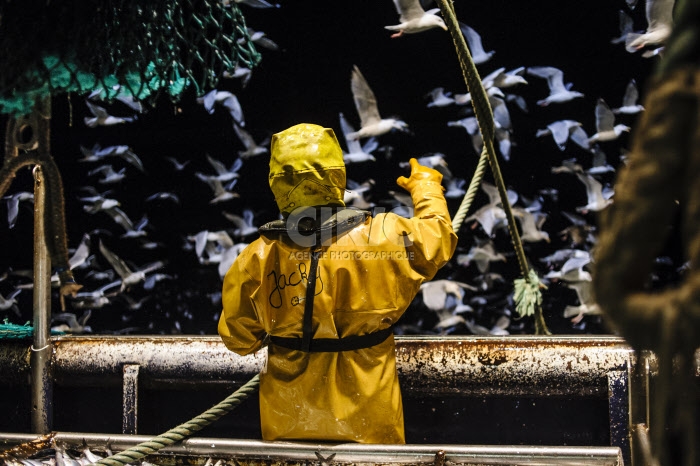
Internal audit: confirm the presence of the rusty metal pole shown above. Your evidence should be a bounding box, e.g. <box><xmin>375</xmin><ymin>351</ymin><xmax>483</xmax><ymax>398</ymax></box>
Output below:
<box><xmin>30</xmin><ymin>164</ymin><xmax>53</xmax><ymax>433</ymax></box>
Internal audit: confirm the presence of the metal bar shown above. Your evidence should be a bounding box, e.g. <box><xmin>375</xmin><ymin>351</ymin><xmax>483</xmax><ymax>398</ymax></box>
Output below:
<box><xmin>0</xmin><ymin>432</ymin><xmax>624</xmax><ymax>465</ymax></box>
<box><xmin>0</xmin><ymin>336</ymin><xmax>643</xmax><ymax>396</ymax></box>
<box><xmin>608</xmin><ymin>369</ymin><xmax>631</xmax><ymax>466</ymax></box>
<box><xmin>629</xmin><ymin>351</ymin><xmax>654</xmax><ymax>465</ymax></box>
<box><xmin>30</xmin><ymin>165</ymin><xmax>52</xmax><ymax>434</ymax></box>
<box><xmin>122</xmin><ymin>364</ymin><xmax>140</xmax><ymax>435</ymax></box>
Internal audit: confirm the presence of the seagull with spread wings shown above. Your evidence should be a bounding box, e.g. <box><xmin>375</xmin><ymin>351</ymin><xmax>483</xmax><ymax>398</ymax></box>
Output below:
<box><xmin>587</xmin><ymin>98</ymin><xmax>631</xmax><ymax>144</ymax></box>
<box><xmin>83</xmin><ymin>100</ymin><xmax>136</xmax><ymax>127</ymax></box>
<box><xmin>347</xmin><ymin>65</ymin><xmax>409</xmax><ymax>140</ymax></box>
<box><xmin>527</xmin><ymin>66</ymin><xmax>584</xmax><ymax>106</ymax></box>
<box><xmin>625</xmin><ymin>0</ymin><xmax>675</xmax><ymax>55</ymax></box>
<box><xmin>459</xmin><ymin>22</ymin><xmax>495</xmax><ymax>65</ymax></box>
<box><xmin>98</xmin><ymin>240</ymin><xmax>165</xmax><ymax>291</ymax></box>
<box><xmin>233</xmin><ymin>124</ymin><xmax>269</xmax><ymax>159</ymax></box>
<box><xmin>535</xmin><ymin>119</ymin><xmax>591</xmax><ymax>151</ymax></box>
<box><xmin>612</xmin><ymin>79</ymin><xmax>645</xmax><ymax>115</ymax></box>
<box><xmin>385</xmin><ymin>0</ymin><xmax>447</xmax><ymax>38</ymax></box>
<box><xmin>79</xmin><ymin>144</ymin><xmax>145</xmax><ymax>173</ymax></box>
<box><xmin>196</xmin><ymin>89</ymin><xmax>244</xmax><ymax>126</ymax></box>
<box><xmin>562</xmin><ymin>280</ymin><xmax>602</xmax><ymax>324</ymax></box>
<box><xmin>222</xmin><ymin>208</ymin><xmax>259</xmax><ymax>239</ymax></box>
<box><xmin>575</xmin><ymin>172</ymin><xmax>614</xmax><ymax>213</ymax></box>
<box><xmin>196</xmin><ymin>173</ymin><xmax>240</xmax><ymax>204</ymax></box>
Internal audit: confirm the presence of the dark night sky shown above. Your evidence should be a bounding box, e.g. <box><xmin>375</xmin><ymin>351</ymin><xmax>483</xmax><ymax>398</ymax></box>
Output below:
<box><xmin>0</xmin><ymin>0</ymin><xmax>663</xmax><ymax>335</ymax></box>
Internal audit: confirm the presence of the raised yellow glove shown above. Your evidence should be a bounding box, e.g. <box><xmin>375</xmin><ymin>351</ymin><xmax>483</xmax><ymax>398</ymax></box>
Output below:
<box><xmin>396</xmin><ymin>158</ymin><xmax>443</xmax><ymax>193</ymax></box>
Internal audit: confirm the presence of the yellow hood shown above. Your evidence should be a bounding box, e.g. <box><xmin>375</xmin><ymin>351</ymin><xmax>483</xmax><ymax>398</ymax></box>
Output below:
<box><xmin>269</xmin><ymin>123</ymin><xmax>346</xmax><ymax>215</ymax></box>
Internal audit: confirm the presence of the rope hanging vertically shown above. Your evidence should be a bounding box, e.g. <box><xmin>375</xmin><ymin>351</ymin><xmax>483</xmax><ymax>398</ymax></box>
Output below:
<box><xmin>451</xmin><ymin>148</ymin><xmax>488</xmax><ymax>233</ymax></box>
<box><xmin>435</xmin><ymin>0</ymin><xmax>550</xmax><ymax>334</ymax></box>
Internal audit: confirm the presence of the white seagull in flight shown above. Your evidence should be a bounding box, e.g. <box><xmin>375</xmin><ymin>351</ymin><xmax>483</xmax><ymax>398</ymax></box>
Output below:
<box><xmin>385</xmin><ymin>0</ymin><xmax>447</xmax><ymax>38</ymax></box>
<box><xmin>613</xmin><ymin>79</ymin><xmax>645</xmax><ymax>115</ymax></box>
<box><xmin>625</xmin><ymin>0</ymin><xmax>675</xmax><ymax>55</ymax></box>
<box><xmin>588</xmin><ymin>99</ymin><xmax>631</xmax><ymax>144</ymax></box>
<box><xmin>527</xmin><ymin>66</ymin><xmax>584</xmax><ymax>106</ymax></box>
<box><xmin>459</xmin><ymin>22</ymin><xmax>495</xmax><ymax>65</ymax></box>
<box><xmin>347</xmin><ymin>65</ymin><xmax>409</xmax><ymax>140</ymax></box>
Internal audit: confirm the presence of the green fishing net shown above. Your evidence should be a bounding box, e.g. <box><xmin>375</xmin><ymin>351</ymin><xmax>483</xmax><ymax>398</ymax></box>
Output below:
<box><xmin>0</xmin><ymin>320</ymin><xmax>64</xmax><ymax>339</ymax></box>
<box><xmin>0</xmin><ymin>0</ymin><xmax>262</xmax><ymax>115</ymax></box>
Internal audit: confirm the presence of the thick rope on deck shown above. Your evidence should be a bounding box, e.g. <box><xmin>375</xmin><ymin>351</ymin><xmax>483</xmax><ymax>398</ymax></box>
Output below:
<box><xmin>435</xmin><ymin>0</ymin><xmax>550</xmax><ymax>334</ymax></box>
<box><xmin>95</xmin><ymin>374</ymin><xmax>260</xmax><ymax>466</ymax></box>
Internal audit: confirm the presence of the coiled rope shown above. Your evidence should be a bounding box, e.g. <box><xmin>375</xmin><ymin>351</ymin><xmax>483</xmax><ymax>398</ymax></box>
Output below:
<box><xmin>435</xmin><ymin>0</ymin><xmax>550</xmax><ymax>334</ymax></box>
<box><xmin>95</xmin><ymin>374</ymin><xmax>260</xmax><ymax>466</ymax></box>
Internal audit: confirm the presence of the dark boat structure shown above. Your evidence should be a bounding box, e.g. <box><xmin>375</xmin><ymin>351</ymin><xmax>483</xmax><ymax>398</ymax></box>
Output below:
<box><xmin>2</xmin><ymin>332</ymin><xmax>671</xmax><ymax>466</ymax></box>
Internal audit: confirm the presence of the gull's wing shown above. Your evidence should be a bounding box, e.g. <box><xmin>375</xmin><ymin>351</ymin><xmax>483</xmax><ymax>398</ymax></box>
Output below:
<box><xmin>561</xmin><ymin>255</ymin><xmax>591</xmax><ymax>276</ymax></box>
<box><xmin>622</xmin><ymin>79</ymin><xmax>640</xmax><ymax>106</ymax></box>
<box><xmin>222</xmin><ymin>212</ymin><xmax>247</xmax><ymax>230</ymax></box>
<box><xmin>197</xmin><ymin>173</ymin><xmax>232</xmax><ymax>199</ymax></box>
<box><xmin>220</xmin><ymin>93</ymin><xmax>244</xmax><ymax>125</ymax></box>
<box><xmin>206</xmin><ymin>154</ymin><xmax>229</xmax><ymax>176</ymax></box>
<box><xmin>490</xmin><ymin>94</ymin><xmax>511</xmax><ymax>130</ymax></box>
<box><xmin>351</xmin><ymin>66</ymin><xmax>381</xmax><ymax>128</ymax></box>
<box><xmin>481</xmin><ymin>182</ymin><xmax>500</xmax><ymax>206</ymax></box>
<box><xmin>199</xmin><ymin>90</ymin><xmax>217</xmax><ymax>113</ymax></box>
<box><xmin>420</xmin><ymin>281</ymin><xmax>448</xmax><ymax>311</ymax></box>
<box><xmin>648</xmin><ymin>0</ymin><xmax>675</xmax><ymax>30</ymax></box>
<box><xmin>569</xmin><ymin>124</ymin><xmax>591</xmax><ymax>150</ymax></box>
<box><xmin>119</xmin><ymin>148</ymin><xmax>145</xmax><ymax>172</ymax></box>
<box><xmin>98</xmin><ymin>240</ymin><xmax>133</xmax><ymax>280</ymax></box>
<box><xmin>85</xmin><ymin>100</ymin><xmax>109</xmax><ymax>118</ymax></box>
<box><xmin>339</xmin><ymin>112</ymin><xmax>361</xmax><ymax>152</ymax></box>
<box><xmin>576</xmin><ymin>172</ymin><xmax>606</xmax><ymax>205</ymax></box>
<box><xmin>570</xmin><ymin>280</ymin><xmax>594</xmax><ymax>305</ymax></box>
<box><xmin>481</xmin><ymin>67</ymin><xmax>506</xmax><ymax>87</ymax></box>
<box><xmin>243</xmin><ymin>209</ymin><xmax>255</xmax><ymax>227</ymax></box>
<box><xmin>193</xmin><ymin>230</ymin><xmax>209</xmax><ymax>258</ymax></box>
<box><xmin>69</xmin><ymin>233</ymin><xmax>91</xmax><ymax>269</ymax></box>
<box><xmin>595</xmin><ymin>99</ymin><xmax>615</xmax><ymax>132</ymax></box>
<box><xmin>393</xmin><ymin>0</ymin><xmax>426</xmax><ymax>22</ymax></box>
<box><xmin>528</xmin><ymin>66</ymin><xmax>566</xmax><ymax>93</ymax></box>
<box><xmin>611</xmin><ymin>10</ymin><xmax>634</xmax><ymax>44</ymax></box>
<box><xmin>459</xmin><ymin>23</ymin><xmax>488</xmax><ymax>56</ymax></box>
<box><xmin>104</xmin><ymin>205</ymin><xmax>136</xmax><ymax>232</ymax></box>
<box><xmin>548</xmin><ymin>121</ymin><xmax>571</xmax><ymax>149</ymax></box>
<box><xmin>233</xmin><ymin>124</ymin><xmax>257</xmax><ymax>149</ymax></box>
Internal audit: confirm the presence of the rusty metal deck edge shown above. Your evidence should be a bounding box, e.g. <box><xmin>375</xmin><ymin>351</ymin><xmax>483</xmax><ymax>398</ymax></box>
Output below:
<box><xmin>1</xmin><ymin>335</ymin><xmax>638</xmax><ymax>397</ymax></box>
<box><xmin>0</xmin><ymin>432</ymin><xmax>624</xmax><ymax>465</ymax></box>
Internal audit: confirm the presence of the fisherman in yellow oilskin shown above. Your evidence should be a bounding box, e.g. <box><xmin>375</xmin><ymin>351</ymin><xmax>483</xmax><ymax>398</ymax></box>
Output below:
<box><xmin>218</xmin><ymin>123</ymin><xmax>457</xmax><ymax>443</ymax></box>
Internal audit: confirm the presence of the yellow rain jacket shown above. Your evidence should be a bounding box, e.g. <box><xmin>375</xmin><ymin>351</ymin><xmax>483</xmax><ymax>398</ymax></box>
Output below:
<box><xmin>219</xmin><ymin>124</ymin><xmax>457</xmax><ymax>443</ymax></box>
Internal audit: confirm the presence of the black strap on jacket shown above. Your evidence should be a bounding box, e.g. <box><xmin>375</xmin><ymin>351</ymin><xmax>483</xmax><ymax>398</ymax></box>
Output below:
<box><xmin>270</xmin><ymin>325</ymin><xmax>395</xmax><ymax>352</ymax></box>
<box><xmin>300</xmin><ymin>246</ymin><xmax>321</xmax><ymax>352</ymax></box>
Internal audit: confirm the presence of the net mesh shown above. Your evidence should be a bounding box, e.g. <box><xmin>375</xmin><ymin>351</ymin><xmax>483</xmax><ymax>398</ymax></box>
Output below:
<box><xmin>0</xmin><ymin>0</ymin><xmax>262</xmax><ymax>115</ymax></box>
<box><xmin>0</xmin><ymin>320</ymin><xmax>65</xmax><ymax>339</ymax></box>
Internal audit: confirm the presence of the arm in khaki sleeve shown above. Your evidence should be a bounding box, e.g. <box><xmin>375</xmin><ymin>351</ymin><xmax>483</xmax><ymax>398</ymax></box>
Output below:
<box><xmin>218</xmin><ymin>252</ymin><xmax>266</xmax><ymax>356</ymax></box>
<box><xmin>396</xmin><ymin>158</ymin><xmax>459</xmax><ymax>279</ymax></box>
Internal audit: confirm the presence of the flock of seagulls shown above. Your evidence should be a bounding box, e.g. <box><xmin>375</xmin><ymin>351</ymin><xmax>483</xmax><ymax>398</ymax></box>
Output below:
<box><xmin>0</xmin><ymin>0</ymin><xmax>682</xmax><ymax>337</ymax></box>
